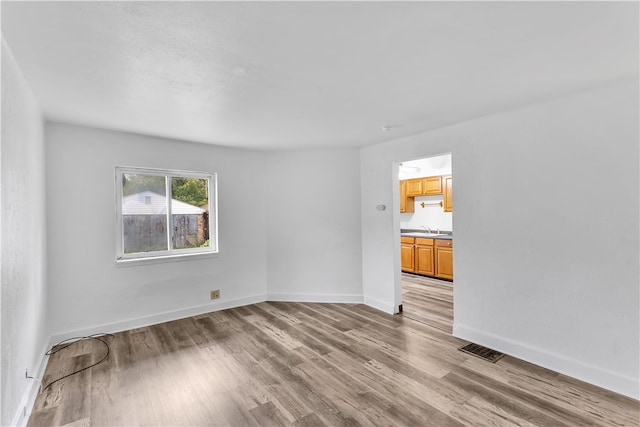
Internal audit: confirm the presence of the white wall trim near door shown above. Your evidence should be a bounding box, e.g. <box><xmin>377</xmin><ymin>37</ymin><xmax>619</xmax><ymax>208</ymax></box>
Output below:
<box><xmin>453</xmin><ymin>323</ymin><xmax>639</xmax><ymax>400</ymax></box>
<box><xmin>363</xmin><ymin>296</ymin><xmax>396</xmax><ymax>315</ymax></box>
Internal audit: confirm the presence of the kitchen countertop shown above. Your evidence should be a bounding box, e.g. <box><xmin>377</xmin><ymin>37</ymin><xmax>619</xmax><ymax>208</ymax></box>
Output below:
<box><xmin>401</xmin><ymin>229</ymin><xmax>453</xmax><ymax>240</ymax></box>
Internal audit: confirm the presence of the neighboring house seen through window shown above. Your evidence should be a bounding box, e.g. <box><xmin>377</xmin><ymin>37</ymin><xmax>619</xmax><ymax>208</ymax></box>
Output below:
<box><xmin>115</xmin><ymin>167</ymin><xmax>217</xmax><ymax>261</ymax></box>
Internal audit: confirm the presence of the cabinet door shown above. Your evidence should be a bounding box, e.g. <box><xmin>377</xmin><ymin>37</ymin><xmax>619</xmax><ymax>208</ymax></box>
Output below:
<box><xmin>424</xmin><ymin>176</ymin><xmax>443</xmax><ymax>195</ymax></box>
<box><xmin>399</xmin><ymin>180</ymin><xmax>414</xmax><ymax>213</ymax></box>
<box><xmin>401</xmin><ymin>243</ymin><xmax>415</xmax><ymax>272</ymax></box>
<box><xmin>435</xmin><ymin>246</ymin><xmax>453</xmax><ymax>280</ymax></box>
<box><xmin>406</xmin><ymin>178</ymin><xmax>423</xmax><ymax>196</ymax></box>
<box><xmin>443</xmin><ymin>176</ymin><xmax>453</xmax><ymax>212</ymax></box>
<box><xmin>415</xmin><ymin>245</ymin><xmax>435</xmax><ymax>276</ymax></box>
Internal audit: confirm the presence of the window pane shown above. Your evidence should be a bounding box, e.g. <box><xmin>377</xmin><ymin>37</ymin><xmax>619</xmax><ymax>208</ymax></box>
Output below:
<box><xmin>171</xmin><ymin>177</ymin><xmax>209</xmax><ymax>250</ymax></box>
<box><xmin>122</xmin><ymin>174</ymin><xmax>168</xmax><ymax>253</ymax></box>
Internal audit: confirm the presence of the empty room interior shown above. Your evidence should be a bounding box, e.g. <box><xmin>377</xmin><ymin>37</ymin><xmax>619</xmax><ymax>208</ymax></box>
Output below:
<box><xmin>1</xmin><ymin>1</ymin><xmax>639</xmax><ymax>426</ymax></box>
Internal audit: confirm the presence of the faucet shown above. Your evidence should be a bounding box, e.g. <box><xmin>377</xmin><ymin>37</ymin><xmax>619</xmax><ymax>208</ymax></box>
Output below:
<box><xmin>421</xmin><ymin>225</ymin><xmax>432</xmax><ymax>233</ymax></box>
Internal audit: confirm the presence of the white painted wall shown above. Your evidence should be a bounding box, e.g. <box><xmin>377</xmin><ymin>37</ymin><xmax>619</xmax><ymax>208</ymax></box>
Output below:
<box><xmin>266</xmin><ymin>149</ymin><xmax>363</xmax><ymax>302</ymax></box>
<box><xmin>45</xmin><ymin>125</ymin><xmax>364</xmax><ymax>342</ymax></box>
<box><xmin>401</xmin><ymin>195</ymin><xmax>452</xmax><ymax>232</ymax></box>
<box><xmin>45</xmin><ymin>123</ymin><xmax>269</xmax><ymax>338</ymax></box>
<box><xmin>1</xmin><ymin>40</ymin><xmax>48</xmax><ymax>427</ymax></box>
<box><xmin>361</xmin><ymin>79</ymin><xmax>639</xmax><ymax>399</ymax></box>
<box><xmin>399</xmin><ymin>154</ymin><xmax>453</xmax><ymax>232</ymax></box>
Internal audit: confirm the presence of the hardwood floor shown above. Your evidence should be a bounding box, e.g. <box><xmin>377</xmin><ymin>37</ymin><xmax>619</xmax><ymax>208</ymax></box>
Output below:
<box><xmin>28</xmin><ymin>283</ymin><xmax>638</xmax><ymax>426</ymax></box>
<box><xmin>401</xmin><ymin>273</ymin><xmax>453</xmax><ymax>334</ymax></box>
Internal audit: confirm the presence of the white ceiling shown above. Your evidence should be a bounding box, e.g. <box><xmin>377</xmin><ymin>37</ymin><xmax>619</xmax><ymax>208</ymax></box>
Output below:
<box><xmin>2</xmin><ymin>1</ymin><xmax>638</xmax><ymax>150</ymax></box>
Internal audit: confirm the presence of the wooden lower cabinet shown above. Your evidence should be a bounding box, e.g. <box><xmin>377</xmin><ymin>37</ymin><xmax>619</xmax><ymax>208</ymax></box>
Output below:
<box><xmin>415</xmin><ymin>238</ymin><xmax>435</xmax><ymax>276</ymax></box>
<box><xmin>401</xmin><ymin>236</ymin><xmax>453</xmax><ymax>280</ymax></box>
<box><xmin>435</xmin><ymin>239</ymin><xmax>453</xmax><ymax>280</ymax></box>
<box><xmin>401</xmin><ymin>237</ymin><xmax>415</xmax><ymax>272</ymax></box>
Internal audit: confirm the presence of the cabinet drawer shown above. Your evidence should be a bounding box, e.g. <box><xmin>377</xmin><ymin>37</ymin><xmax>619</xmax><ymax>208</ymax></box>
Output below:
<box><xmin>401</xmin><ymin>236</ymin><xmax>415</xmax><ymax>244</ymax></box>
<box><xmin>435</xmin><ymin>239</ymin><xmax>452</xmax><ymax>247</ymax></box>
<box><xmin>415</xmin><ymin>237</ymin><xmax>434</xmax><ymax>246</ymax></box>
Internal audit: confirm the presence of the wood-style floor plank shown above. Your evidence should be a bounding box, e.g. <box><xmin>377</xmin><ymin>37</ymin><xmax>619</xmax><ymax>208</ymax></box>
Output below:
<box><xmin>402</xmin><ymin>273</ymin><xmax>454</xmax><ymax>333</ymax></box>
<box><xmin>28</xmin><ymin>276</ymin><xmax>639</xmax><ymax>426</ymax></box>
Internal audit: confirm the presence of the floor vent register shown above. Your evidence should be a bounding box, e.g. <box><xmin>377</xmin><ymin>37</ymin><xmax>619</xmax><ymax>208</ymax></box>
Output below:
<box><xmin>458</xmin><ymin>343</ymin><xmax>505</xmax><ymax>363</ymax></box>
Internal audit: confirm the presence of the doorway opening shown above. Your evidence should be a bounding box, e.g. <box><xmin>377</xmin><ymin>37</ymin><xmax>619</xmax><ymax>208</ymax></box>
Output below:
<box><xmin>397</xmin><ymin>153</ymin><xmax>453</xmax><ymax>333</ymax></box>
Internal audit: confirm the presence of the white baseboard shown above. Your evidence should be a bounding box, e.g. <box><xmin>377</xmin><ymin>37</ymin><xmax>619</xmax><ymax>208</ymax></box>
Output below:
<box><xmin>11</xmin><ymin>341</ymin><xmax>50</xmax><ymax>427</ymax></box>
<box><xmin>267</xmin><ymin>292</ymin><xmax>363</xmax><ymax>304</ymax></box>
<box><xmin>363</xmin><ymin>296</ymin><xmax>396</xmax><ymax>314</ymax></box>
<box><xmin>453</xmin><ymin>323</ymin><xmax>640</xmax><ymax>400</ymax></box>
<box><xmin>265</xmin><ymin>291</ymin><xmax>399</xmax><ymax>317</ymax></box>
<box><xmin>49</xmin><ymin>293</ymin><xmax>267</xmax><ymax>344</ymax></box>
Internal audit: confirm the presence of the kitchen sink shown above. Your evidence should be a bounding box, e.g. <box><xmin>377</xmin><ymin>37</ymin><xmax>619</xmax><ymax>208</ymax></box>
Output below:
<box><xmin>402</xmin><ymin>232</ymin><xmax>449</xmax><ymax>238</ymax></box>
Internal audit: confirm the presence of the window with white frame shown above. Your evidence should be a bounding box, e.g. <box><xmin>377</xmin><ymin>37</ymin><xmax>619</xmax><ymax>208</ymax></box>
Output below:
<box><xmin>115</xmin><ymin>167</ymin><xmax>217</xmax><ymax>261</ymax></box>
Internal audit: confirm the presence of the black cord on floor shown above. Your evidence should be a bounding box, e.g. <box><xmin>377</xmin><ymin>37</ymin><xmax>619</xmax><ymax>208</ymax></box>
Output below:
<box><xmin>42</xmin><ymin>333</ymin><xmax>114</xmax><ymax>391</ymax></box>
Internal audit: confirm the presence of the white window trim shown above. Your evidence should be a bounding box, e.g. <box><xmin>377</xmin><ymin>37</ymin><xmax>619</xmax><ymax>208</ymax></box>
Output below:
<box><xmin>115</xmin><ymin>166</ymin><xmax>218</xmax><ymax>263</ymax></box>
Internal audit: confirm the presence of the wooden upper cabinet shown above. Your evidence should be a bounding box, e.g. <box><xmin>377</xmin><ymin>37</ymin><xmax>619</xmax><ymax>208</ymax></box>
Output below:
<box><xmin>399</xmin><ymin>180</ymin><xmax>414</xmax><ymax>213</ymax></box>
<box><xmin>423</xmin><ymin>176</ymin><xmax>443</xmax><ymax>195</ymax></box>
<box><xmin>405</xmin><ymin>178</ymin><xmax>424</xmax><ymax>197</ymax></box>
<box><xmin>443</xmin><ymin>176</ymin><xmax>453</xmax><ymax>212</ymax></box>
<box><xmin>406</xmin><ymin>176</ymin><xmax>444</xmax><ymax>197</ymax></box>
<box><xmin>401</xmin><ymin>175</ymin><xmax>448</xmax><ymax>213</ymax></box>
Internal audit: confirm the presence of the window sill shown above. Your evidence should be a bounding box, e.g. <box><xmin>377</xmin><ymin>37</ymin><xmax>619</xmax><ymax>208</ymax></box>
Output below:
<box><xmin>115</xmin><ymin>251</ymin><xmax>219</xmax><ymax>267</ymax></box>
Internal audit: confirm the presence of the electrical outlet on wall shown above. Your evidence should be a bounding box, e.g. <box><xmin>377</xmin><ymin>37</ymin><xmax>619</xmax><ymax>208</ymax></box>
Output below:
<box><xmin>210</xmin><ymin>290</ymin><xmax>220</xmax><ymax>300</ymax></box>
